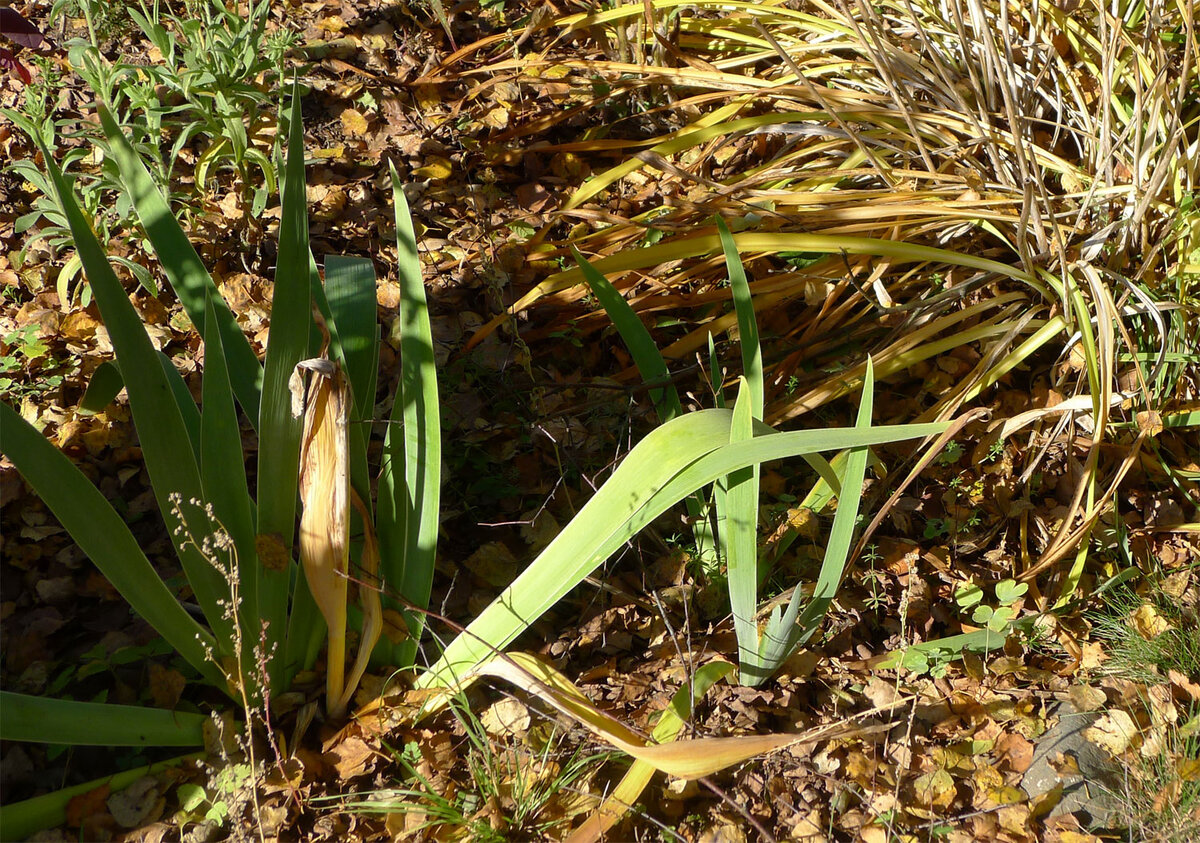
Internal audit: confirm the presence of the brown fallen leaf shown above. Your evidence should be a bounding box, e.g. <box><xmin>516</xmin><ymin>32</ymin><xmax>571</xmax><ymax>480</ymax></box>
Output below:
<box><xmin>148</xmin><ymin>662</ymin><xmax>186</xmax><ymax>710</ymax></box>
<box><xmin>323</xmin><ymin>734</ymin><xmax>376</xmax><ymax>780</ymax></box>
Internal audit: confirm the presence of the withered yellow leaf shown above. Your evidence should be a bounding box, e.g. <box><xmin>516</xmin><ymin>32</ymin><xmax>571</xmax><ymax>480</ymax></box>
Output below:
<box><xmin>297</xmin><ymin>356</ymin><xmax>351</xmax><ymax>716</ymax></box>
<box><xmin>1131</xmin><ymin>603</ymin><xmax>1172</xmax><ymax>639</ymax></box>
<box><xmin>413</xmin><ymin>155</ymin><xmax>453</xmax><ymax>181</ymax></box>
<box><xmin>340</xmin><ymin>108</ymin><xmax>370</xmax><ymax>138</ymax></box>
<box><xmin>1085</xmin><ymin>709</ymin><xmax>1140</xmax><ymax>757</ymax></box>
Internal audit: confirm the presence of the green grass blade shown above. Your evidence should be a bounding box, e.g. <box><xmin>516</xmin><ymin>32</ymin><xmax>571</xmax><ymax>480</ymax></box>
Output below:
<box><xmin>726</xmin><ymin>378</ymin><xmax>761</xmax><ymax>682</ymax></box>
<box><xmin>0</xmin><ymin>402</ymin><xmax>220</xmax><ymax>682</ymax></box>
<box><xmin>0</xmin><ymin>692</ymin><xmax>207</xmax><ymax>746</ymax></box>
<box><xmin>98</xmin><ymin>104</ymin><xmax>262</xmax><ymax>425</ymax></box>
<box><xmin>418</xmin><ymin>408</ymin><xmax>947</xmax><ymax>691</ymax></box>
<box><xmin>263</xmin><ymin>88</ymin><xmax>312</xmax><ymax>682</ymax></box>
<box><xmin>574</xmin><ymin>247</ymin><xmax>682</xmax><ymax>421</ymax></box>
<box><xmin>200</xmin><ymin>294</ymin><xmax>259</xmax><ymax>664</ymax></box>
<box><xmin>379</xmin><ymin>166</ymin><xmax>441</xmax><ymax>656</ymax></box>
<box><xmin>37</xmin><ymin>138</ymin><xmax>233</xmax><ymax>651</ymax></box>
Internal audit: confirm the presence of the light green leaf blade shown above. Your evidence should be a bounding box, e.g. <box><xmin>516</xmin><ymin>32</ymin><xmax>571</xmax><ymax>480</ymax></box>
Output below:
<box><xmin>756</xmin><ymin>360</ymin><xmax>877</xmax><ymax>681</ymax></box>
<box><xmin>726</xmin><ymin>378</ymin><xmax>761</xmax><ymax>681</ymax></box>
<box><xmin>577</xmin><ymin>244</ymin><xmax>720</xmax><ymax>564</ymax></box>
<box><xmin>418</xmin><ymin>407</ymin><xmax>947</xmax><ymax>691</ymax></box>
<box><xmin>380</xmin><ymin>167</ymin><xmax>441</xmax><ymax>655</ymax></box>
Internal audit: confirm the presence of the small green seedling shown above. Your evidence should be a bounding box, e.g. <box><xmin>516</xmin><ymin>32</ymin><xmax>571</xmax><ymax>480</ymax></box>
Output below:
<box><xmin>956</xmin><ymin>579</ymin><xmax>1028</xmax><ymax>633</ymax></box>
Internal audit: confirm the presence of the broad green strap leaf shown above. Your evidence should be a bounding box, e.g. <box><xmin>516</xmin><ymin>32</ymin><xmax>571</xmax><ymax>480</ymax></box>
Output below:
<box><xmin>78</xmin><ymin>352</ymin><xmax>202</xmax><ymax>456</ymax></box>
<box><xmin>37</xmin><ymin>135</ymin><xmax>233</xmax><ymax>649</ymax></box>
<box><xmin>324</xmin><ymin>256</ymin><xmax>380</xmax><ymax>423</ymax></box>
<box><xmin>575</xmin><ymin>246</ymin><xmax>721</xmax><ymax>564</ymax></box>
<box><xmin>200</xmin><ymin>295</ymin><xmax>258</xmax><ymax>669</ymax></box>
<box><xmin>98</xmin><ymin>104</ymin><xmax>263</xmax><ymax>425</ymax></box>
<box><xmin>726</xmin><ymin>379</ymin><xmax>760</xmax><ymax>678</ymax></box>
<box><xmin>718</xmin><ymin>221</ymin><xmax>765</xmax><ymax>684</ymax></box>
<box><xmin>0</xmin><ymin>692</ymin><xmax>207</xmax><ymax>746</ymax></box>
<box><xmin>264</xmin><ymin>88</ymin><xmax>312</xmax><ymax>682</ymax></box>
<box><xmin>379</xmin><ymin>166</ymin><xmax>441</xmax><ymax>658</ymax></box>
<box><xmin>321</xmin><ymin>256</ymin><xmax>377</xmax><ymax>505</ymax></box>
<box><xmin>719</xmin><ymin>217</ymin><xmax>762</xmax><ymax>415</ymax></box>
<box><xmin>156</xmin><ymin>349</ymin><xmax>201</xmax><ymax>460</ymax></box>
<box><xmin>0</xmin><ymin>402</ymin><xmax>220</xmax><ymax>682</ymax></box>
<box><xmin>77</xmin><ymin>359</ymin><xmax>124</xmax><ymax>414</ymax></box>
<box><xmin>418</xmin><ymin>408</ymin><xmax>947</xmax><ymax>689</ymax></box>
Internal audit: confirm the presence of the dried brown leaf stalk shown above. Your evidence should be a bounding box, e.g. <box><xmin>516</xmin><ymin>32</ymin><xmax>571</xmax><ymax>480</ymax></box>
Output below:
<box><xmin>296</xmin><ymin>349</ymin><xmax>379</xmax><ymax>718</ymax></box>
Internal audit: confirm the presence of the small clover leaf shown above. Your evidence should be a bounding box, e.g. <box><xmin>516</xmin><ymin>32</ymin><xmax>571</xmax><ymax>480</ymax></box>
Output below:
<box><xmin>988</xmin><ymin>606</ymin><xmax>1015</xmax><ymax>632</ymax></box>
<box><xmin>994</xmin><ymin>579</ymin><xmax>1028</xmax><ymax>605</ymax></box>
<box><xmin>955</xmin><ymin>582</ymin><xmax>985</xmax><ymax>609</ymax></box>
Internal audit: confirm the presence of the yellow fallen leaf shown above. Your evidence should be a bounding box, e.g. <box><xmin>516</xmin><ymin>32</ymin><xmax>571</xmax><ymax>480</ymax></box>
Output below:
<box><xmin>566</xmin><ymin>661</ymin><xmax>735</xmax><ymax>843</ymax></box>
<box><xmin>318</xmin><ymin>14</ymin><xmax>347</xmax><ymax>33</ymax></box>
<box><xmin>1131</xmin><ymin>603</ymin><xmax>1172</xmax><ymax>639</ymax></box>
<box><xmin>1136</xmin><ymin>410</ymin><xmax>1164</xmax><ymax>437</ymax></box>
<box><xmin>413</xmin><ymin>652</ymin><xmax>879</xmax><ymax>781</ymax></box>
<box><xmin>413</xmin><ymin>155</ymin><xmax>453</xmax><ymax>181</ymax></box>
<box><xmin>480</xmin><ymin>697</ymin><xmax>531</xmax><ymax>737</ymax></box>
<box><xmin>483</xmin><ymin>106</ymin><xmax>510</xmax><ymax>130</ymax></box>
<box><xmin>1085</xmin><ymin>709</ymin><xmax>1140</xmax><ymax>757</ymax></box>
<box><xmin>340</xmin><ymin>108</ymin><xmax>370</xmax><ymax>138</ymax></box>
<box><xmin>913</xmin><ymin>768</ymin><xmax>955</xmax><ymax>810</ymax></box>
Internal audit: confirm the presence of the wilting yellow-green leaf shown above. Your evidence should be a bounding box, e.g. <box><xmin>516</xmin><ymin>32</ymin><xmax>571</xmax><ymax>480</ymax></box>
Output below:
<box><xmin>452</xmin><ymin>652</ymin><xmax>874</xmax><ymax>781</ymax></box>
<box><xmin>566</xmin><ymin>661</ymin><xmax>734</xmax><ymax>843</ymax></box>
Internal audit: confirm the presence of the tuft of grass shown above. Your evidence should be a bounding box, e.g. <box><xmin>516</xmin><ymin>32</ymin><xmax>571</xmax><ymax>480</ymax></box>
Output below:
<box><xmin>1088</xmin><ymin>580</ymin><xmax>1200</xmax><ymax>688</ymax></box>
<box><xmin>328</xmin><ymin>694</ymin><xmax>607</xmax><ymax>841</ymax></box>
<box><xmin>1087</xmin><ymin>576</ymin><xmax>1200</xmax><ymax>841</ymax></box>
